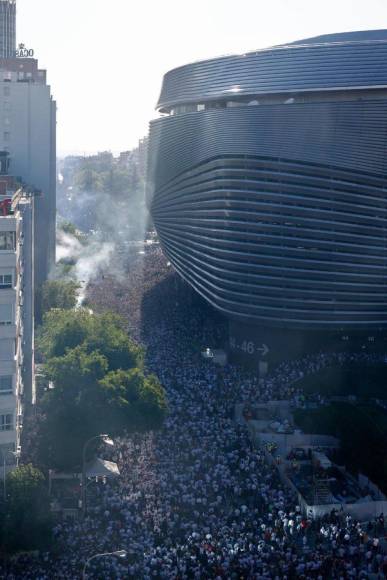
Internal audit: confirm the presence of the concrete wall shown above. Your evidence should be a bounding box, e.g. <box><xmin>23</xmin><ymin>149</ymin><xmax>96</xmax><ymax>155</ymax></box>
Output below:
<box><xmin>303</xmin><ymin>499</ymin><xmax>387</xmax><ymax>522</ymax></box>
<box><xmin>250</xmin><ymin>427</ymin><xmax>339</xmax><ymax>455</ymax></box>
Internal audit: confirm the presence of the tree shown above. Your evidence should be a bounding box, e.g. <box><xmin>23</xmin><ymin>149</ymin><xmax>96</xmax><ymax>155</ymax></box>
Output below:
<box><xmin>57</xmin><ymin>220</ymin><xmax>87</xmax><ymax>246</ymax></box>
<box><xmin>44</xmin><ymin>345</ymin><xmax>108</xmax><ymax>400</ymax></box>
<box><xmin>37</xmin><ymin>308</ymin><xmax>93</xmax><ymax>359</ymax></box>
<box><xmin>35</xmin><ymin>309</ymin><xmax>166</xmax><ymax>471</ymax></box>
<box><xmin>86</xmin><ymin>312</ymin><xmax>143</xmax><ymax>371</ymax></box>
<box><xmin>99</xmin><ymin>369</ymin><xmax>167</xmax><ymax>432</ymax></box>
<box><xmin>58</xmin><ymin>220</ymin><xmax>79</xmax><ymax>237</ymax></box>
<box><xmin>37</xmin><ymin>399</ymin><xmax>101</xmax><ymax>471</ymax></box>
<box><xmin>6</xmin><ymin>463</ymin><xmax>45</xmax><ymax>503</ymax></box>
<box><xmin>38</xmin><ymin>364</ymin><xmax>167</xmax><ymax>471</ymax></box>
<box><xmin>41</xmin><ymin>279</ymin><xmax>80</xmax><ymax>313</ymax></box>
<box><xmin>74</xmin><ymin>167</ymin><xmax>105</xmax><ymax>192</ymax></box>
<box><xmin>1</xmin><ymin>465</ymin><xmax>52</xmax><ymax>552</ymax></box>
<box><xmin>39</xmin><ymin>346</ymin><xmax>109</xmax><ymax>469</ymax></box>
<box><xmin>37</xmin><ymin>308</ymin><xmax>143</xmax><ymax>369</ymax></box>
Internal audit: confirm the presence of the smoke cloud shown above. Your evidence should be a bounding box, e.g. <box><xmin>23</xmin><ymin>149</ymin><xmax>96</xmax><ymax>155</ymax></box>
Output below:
<box><xmin>55</xmin><ymin>229</ymin><xmax>115</xmax><ymax>306</ymax></box>
<box><xmin>55</xmin><ymin>147</ymin><xmax>150</xmax><ymax>304</ymax></box>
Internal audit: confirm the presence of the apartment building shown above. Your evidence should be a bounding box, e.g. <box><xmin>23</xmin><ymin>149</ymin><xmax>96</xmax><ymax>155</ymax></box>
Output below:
<box><xmin>0</xmin><ymin>181</ymin><xmax>33</xmax><ymax>466</ymax></box>
<box><xmin>0</xmin><ymin>56</ymin><xmax>56</xmax><ymax>287</ymax></box>
<box><xmin>0</xmin><ymin>0</ymin><xmax>16</xmax><ymax>59</ymax></box>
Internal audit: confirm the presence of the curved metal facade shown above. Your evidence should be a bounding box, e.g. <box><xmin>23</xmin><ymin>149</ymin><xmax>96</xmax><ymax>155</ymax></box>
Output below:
<box><xmin>148</xmin><ymin>32</ymin><xmax>387</xmax><ymax>330</ymax></box>
<box><xmin>157</xmin><ymin>31</ymin><xmax>387</xmax><ymax>112</ymax></box>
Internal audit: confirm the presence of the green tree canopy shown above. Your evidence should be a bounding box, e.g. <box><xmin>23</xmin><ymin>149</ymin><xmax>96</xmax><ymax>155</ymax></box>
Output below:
<box><xmin>1</xmin><ymin>464</ymin><xmax>52</xmax><ymax>552</ymax></box>
<box><xmin>86</xmin><ymin>312</ymin><xmax>143</xmax><ymax>371</ymax></box>
<box><xmin>36</xmin><ymin>308</ymin><xmax>166</xmax><ymax>471</ymax></box>
<box><xmin>44</xmin><ymin>345</ymin><xmax>108</xmax><ymax>401</ymax></box>
<box><xmin>6</xmin><ymin>463</ymin><xmax>46</xmax><ymax>504</ymax></box>
<box><xmin>57</xmin><ymin>220</ymin><xmax>87</xmax><ymax>246</ymax></box>
<box><xmin>37</xmin><ymin>308</ymin><xmax>93</xmax><ymax>359</ymax></box>
<box><xmin>100</xmin><ymin>369</ymin><xmax>167</xmax><ymax>432</ymax></box>
<box><xmin>39</xmin><ymin>366</ymin><xmax>167</xmax><ymax>471</ymax></box>
<box><xmin>74</xmin><ymin>165</ymin><xmax>135</xmax><ymax>199</ymax></box>
<box><xmin>41</xmin><ymin>279</ymin><xmax>80</xmax><ymax>314</ymax></box>
<box><xmin>37</xmin><ymin>309</ymin><xmax>143</xmax><ymax>369</ymax></box>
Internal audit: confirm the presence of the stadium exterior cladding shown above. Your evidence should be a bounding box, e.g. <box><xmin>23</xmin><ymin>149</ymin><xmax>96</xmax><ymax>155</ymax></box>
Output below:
<box><xmin>147</xmin><ymin>31</ymin><xmax>387</xmax><ymax>357</ymax></box>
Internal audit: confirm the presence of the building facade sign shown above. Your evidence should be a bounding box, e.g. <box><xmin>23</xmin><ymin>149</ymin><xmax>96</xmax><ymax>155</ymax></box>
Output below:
<box><xmin>15</xmin><ymin>43</ymin><xmax>34</xmax><ymax>58</ymax></box>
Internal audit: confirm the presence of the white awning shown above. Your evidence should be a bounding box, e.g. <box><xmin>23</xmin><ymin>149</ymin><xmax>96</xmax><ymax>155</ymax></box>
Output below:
<box><xmin>313</xmin><ymin>451</ymin><xmax>332</xmax><ymax>469</ymax></box>
<box><xmin>85</xmin><ymin>458</ymin><xmax>120</xmax><ymax>478</ymax></box>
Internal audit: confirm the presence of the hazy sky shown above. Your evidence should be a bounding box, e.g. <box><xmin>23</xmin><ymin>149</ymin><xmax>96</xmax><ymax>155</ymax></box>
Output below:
<box><xmin>17</xmin><ymin>0</ymin><xmax>387</xmax><ymax>155</ymax></box>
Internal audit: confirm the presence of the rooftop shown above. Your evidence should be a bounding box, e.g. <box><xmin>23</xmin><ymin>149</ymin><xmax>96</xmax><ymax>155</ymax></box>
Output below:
<box><xmin>284</xmin><ymin>29</ymin><xmax>387</xmax><ymax>46</ymax></box>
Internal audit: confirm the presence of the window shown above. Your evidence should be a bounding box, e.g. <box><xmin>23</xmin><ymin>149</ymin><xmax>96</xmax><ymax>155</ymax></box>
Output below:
<box><xmin>0</xmin><ymin>274</ymin><xmax>12</xmax><ymax>288</ymax></box>
<box><xmin>3</xmin><ymin>86</ymin><xmax>10</xmax><ymax>97</ymax></box>
<box><xmin>0</xmin><ymin>232</ymin><xmax>15</xmax><ymax>251</ymax></box>
<box><xmin>0</xmin><ymin>304</ymin><xmax>12</xmax><ymax>325</ymax></box>
<box><xmin>3</xmin><ymin>101</ymin><xmax>10</xmax><ymax>111</ymax></box>
<box><xmin>0</xmin><ymin>414</ymin><xmax>13</xmax><ymax>431</ymax></box>
<box><xmin>3</xmin><ymin>131</ymin><xmax>10</xmax><ymax>142</ymax></box>
<box><xmin>0</xmin><ymin>376</ymin><xmax>12</xmax><ymax>394</ymax></box>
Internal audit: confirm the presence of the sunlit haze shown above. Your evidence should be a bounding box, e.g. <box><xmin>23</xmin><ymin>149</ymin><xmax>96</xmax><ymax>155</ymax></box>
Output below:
<box><xmin>17</xmin><ymin>0</ymin><xmax>387</xmax><ymax>155</ymax></box>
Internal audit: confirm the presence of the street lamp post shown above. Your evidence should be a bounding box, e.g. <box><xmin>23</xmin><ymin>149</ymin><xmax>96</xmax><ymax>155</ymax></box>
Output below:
<box><xmin>3</xmin><ymin>450</ymin><xmax>20</xmax><ymax>502</ymax></box>
<box><xmin>82</xmin><ymin>550</ymin><xmax>127</xmax><ymax>580</ymax></box>
<box><xmin>81</xmin><ymin>434</ymin><xmax>114</xmax><ymax>519</ymax></box>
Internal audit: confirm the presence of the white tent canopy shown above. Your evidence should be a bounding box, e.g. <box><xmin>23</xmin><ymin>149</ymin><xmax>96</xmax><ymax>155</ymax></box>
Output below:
<box><xmin>85</xmin><ymin>458</ymin><xmax>120</xmax><ymax>478</ymax></box>
<box><xmin>313</xmin><ymin>451</ymin><xmax>332</xmax><ymax>470</ymax></box>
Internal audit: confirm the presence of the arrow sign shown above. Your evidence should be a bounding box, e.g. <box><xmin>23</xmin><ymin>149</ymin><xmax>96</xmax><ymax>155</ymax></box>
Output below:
<box><xmin>257</xmin><ymin>344</ymin><xmax>269</xmax><ymax>357</ymax></box>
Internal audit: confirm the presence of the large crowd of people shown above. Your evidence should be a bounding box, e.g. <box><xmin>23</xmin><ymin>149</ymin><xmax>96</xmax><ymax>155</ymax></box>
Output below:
<box><xmin>5</xmin><ymin>246</ymin><xmax>387</xmax><ymax>578</ymax></box>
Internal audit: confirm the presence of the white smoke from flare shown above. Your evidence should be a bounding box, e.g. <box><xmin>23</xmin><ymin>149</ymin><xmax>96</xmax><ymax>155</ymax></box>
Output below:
<box><xmin>56</xmin><ymin>229</ymin><xmax>114</xmax><ymax>306</ymax></box>
<box><xmin>56</xmin><ymin>231</ymin><xmax>83</xmax><ymax>262</ymax></box>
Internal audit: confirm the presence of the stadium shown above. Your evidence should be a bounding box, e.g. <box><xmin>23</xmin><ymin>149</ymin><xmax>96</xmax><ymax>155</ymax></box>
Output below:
<box><xmin>147</xmin><ymin>31</ymin><xmax>387</xmax><ymax>365</ymax></box>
